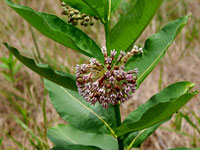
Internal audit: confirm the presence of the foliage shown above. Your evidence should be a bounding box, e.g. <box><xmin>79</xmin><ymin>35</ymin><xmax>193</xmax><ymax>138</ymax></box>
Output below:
<box><xmin>4</xmin><ymin>0</ymin><xmax>198</xmax><ymax>149</ymax></box>
<box><xmin>0</xmin><ymin>52</ymin><xmax>22</xmax><ymax>82</ymax></box>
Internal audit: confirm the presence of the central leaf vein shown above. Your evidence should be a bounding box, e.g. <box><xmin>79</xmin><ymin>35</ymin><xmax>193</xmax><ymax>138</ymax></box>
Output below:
<box><xmin>60</xmin><ymin>86</ymin><xmax>117</xmax><ymax>137</ymax></box>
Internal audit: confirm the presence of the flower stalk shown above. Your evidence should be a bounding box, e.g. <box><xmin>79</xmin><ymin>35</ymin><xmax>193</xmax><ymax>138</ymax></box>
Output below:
<box><xmin>114</xmin><ymin>104</ymin><xmax>124</xmax><ymax>150</ymax></box>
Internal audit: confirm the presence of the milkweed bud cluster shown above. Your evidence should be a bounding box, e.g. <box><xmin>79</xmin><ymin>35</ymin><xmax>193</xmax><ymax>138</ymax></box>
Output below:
<box><xmin>60</xmin><ymin>0</ymin><xmax>98</xmax><ymax>26</ymax></box>
<box><xmin>75</xmin><ymin>46</ymin><xmax>143</xmax><ymax>108</ymax></box>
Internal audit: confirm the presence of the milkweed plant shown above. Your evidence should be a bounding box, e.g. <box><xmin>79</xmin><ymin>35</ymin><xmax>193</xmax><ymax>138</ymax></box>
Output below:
<box><xmin>3</xmin><ymin>0</ymin><xmax>199</xmax><ymax>149</ymax></box>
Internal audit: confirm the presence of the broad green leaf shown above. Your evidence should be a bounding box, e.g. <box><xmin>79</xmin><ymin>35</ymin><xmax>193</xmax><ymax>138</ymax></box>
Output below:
<box><xmin>107</xmin><ymin>0</ymin><xmax>163</xmax><ymax>53</ymax></box>
<box><xmin>63</xmin><ymin>0</ymin><xmax>108</xmax><ymax>23</ymax></box>
<box><xmin>44</xmin><ymin>79</ymin><xmax>117</xmax><ymax>135</ymax></box>
<box><xmin>123</xmin><ymin>118</ymin><xmax>170</xmax><ymax>149</ymax></box>
<box><xmin>111</xmin><ymin>0</ymin><xmax>122</xmax><ymax>15</ymax></box>
<box><xmin>52</xmin><ymin>146</ymin><xmax>100</xmax><ymax>150</ymax></box>
<box><xmin>116</xmin><ymin>82</ymin><xmax>198</xmax><ymax>136</ymax></box>
<box><xmin>4</xmin><ymin>43</ymin><xmax>77</xmax><ymax>91</ymax></box>
<box><xmin>125</xmin><ymin>15</ymin><xmax>190</xmax><ymax>87</ymax></box>
<box><xmin>48</xmin><ymin>124</ymin><xmax>118</xmax><ymax>150</ymax></box>
<box><xmin>5</xmin><ymin>0</ymin><xmax>104</xmax><ymax>62</ymax></box>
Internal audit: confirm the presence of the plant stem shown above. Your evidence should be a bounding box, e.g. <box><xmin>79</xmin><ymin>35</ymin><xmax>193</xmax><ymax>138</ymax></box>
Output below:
<box><xmin>114</xmin><ymin>104</ymin><xmax>124</xmax><ymax>150</ymax></box>
<box><xmin>104</xmin><ymin>22</ymin><xmax>109</xmax><ymax>48</ymax></box>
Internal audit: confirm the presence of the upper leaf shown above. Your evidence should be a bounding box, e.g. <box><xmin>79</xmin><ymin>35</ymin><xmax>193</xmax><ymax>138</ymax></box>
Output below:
<box><xmin>115</xmin><ymin>81</ymin><xmax>198</xmax><ymax>136</ymax></box>
<box><xmin>44</xmin><ymin>79</ymin><xmax>117</xmax><ymax>136</ymax></box>
<box><xmin>123</xmin><ymin>119</ymin><xmax>169</xmax><ymax>149</ymax></box>
<box><xmin>111</xmin><ymin>0</ymin><xmax>122</xmax><ymax>15</ymax></box>
<box><xmin>125</xmin><ymin>15</ymin><xmax>190</xmax><ymax>87</ymax></box>
<box><xmin>107</xmin><ymin>0</ymin><xmax>163</xmax><ymax>53</ymax></box>
<box><xmin>48</xmin><ymin>124</ymin><xmax>118</xmax><ymax>150</ymax></box>
<box><xmin>5</xmin><ymin>0</ymin><xmax>104</xmax><ymax>62</ymax></box>
<box><xmin>3</xmin><ymin>43</ymin><xmax>77</xmax><ymax>91</ymax></box>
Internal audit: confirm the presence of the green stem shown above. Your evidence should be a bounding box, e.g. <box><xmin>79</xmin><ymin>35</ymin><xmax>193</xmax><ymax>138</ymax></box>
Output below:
<box><xmin>104</xmin><ymin>22</ymin><xmax>109</xmax><ymax>48</ymax></box>
<box><xmin>114</xmin><ymin>105</ymin><xmax>124</xmax><ymax>150</ymax></box>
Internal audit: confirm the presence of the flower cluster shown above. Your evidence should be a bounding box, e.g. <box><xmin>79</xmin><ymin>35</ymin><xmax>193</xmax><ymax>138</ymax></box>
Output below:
<box><xmin>76</xmin><ymin>46</ymin><xmax>143</xmax><ymax>108</ymax></box>
<box><xmin>60</xmin><ymin>1</ymin><xmax>98</xmax><ymax>26</ymax></box>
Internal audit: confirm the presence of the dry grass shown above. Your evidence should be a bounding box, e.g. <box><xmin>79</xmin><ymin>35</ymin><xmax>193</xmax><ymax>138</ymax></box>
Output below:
<box><xmin>0</xmin><ymin>0</ymin><xmax>200</xmax><ymax>149</ymax></box>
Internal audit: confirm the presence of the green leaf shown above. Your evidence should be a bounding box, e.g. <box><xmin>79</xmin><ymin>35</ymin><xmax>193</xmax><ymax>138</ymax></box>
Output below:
<box><xmin>4</xmin><ymin>43</ymin><xmax>77</xmax><ymax>91</ymax></box>
<box><xmin>175</xmin><ymin>112</ymin><xmax>182</xmax><ymax>130</ymax></box>
<box><xmin>111</xmin><ymin>0</ymin><xmax>122</xmax><ymax>15</ymax></box>
<box><xmin>107</xmin><ymin>0</ymin><xmax>163</xmax><ymax>53</ymax></box>
<box><xmin>123</xmin><ymin>119</ymin><xmax>169</xmax><ymax>149</ymax></box>
<box><xmin>52</xmin><ymin>146</ymin><xmax>100</xmax><ymax>150</ymax></box>
<box><xmin>13</xmin><ymin>116</ymin><xmax>45</xmax><ymax>145</ymax></box>
<box><xmin>0</xmin><ymin>63</ymin><xmax>9</xmax><ymax>69</ymax></box>
<box><xmin>63</xmin><ymin>0</ymin><xmax>108</xmax><ymax>23</ymax></box>
<box><xmin>0</xmin><ymin>136</ymin><xmax>3</xmax><ymax>146</ymax></box>
<box><xmin>48</xmin><ymin>124</ymin><xmax>118</xmax><ymax>150</ymax></box>
<box><xmin>115</xmin><ymin>81</ymin><xmax>198</xmax><ymax>136</ymax></box>
<box><xmin>44</xmin><ymin>79</ymin><xmax>117</xmax><ymax>136</ymax></box>
<box><xmin>125</xmin><ymin>15</ymin><xmax>190</xmax><ymax>87</ymax></box>
<box><xmin>179</xmin><ymin>112</ymin><xmax>200</xmax><ymax>134</ymax></box>
<box><xmin>5</xmin><ymin>0</ymin><xmax>104</xmax><ymax>62</ymax></box>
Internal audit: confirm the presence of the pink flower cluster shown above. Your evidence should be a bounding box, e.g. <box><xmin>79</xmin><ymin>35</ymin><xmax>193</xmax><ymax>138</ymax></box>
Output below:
<box><xmin>76</xmin><ymin>46</ymin><xmax>143</xmax><ymax>108</ymax></box>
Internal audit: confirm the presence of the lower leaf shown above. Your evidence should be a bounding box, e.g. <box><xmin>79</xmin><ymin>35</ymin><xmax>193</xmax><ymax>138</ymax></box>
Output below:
<box><xmin>123</xmin><ymin>119</ymin><xmax>170</xmax><ymax>149</ymax></box>
<box><xmin>48</xmin><ymin>124</ymin><xmax>118</xmax><ymax>150</ymax></box>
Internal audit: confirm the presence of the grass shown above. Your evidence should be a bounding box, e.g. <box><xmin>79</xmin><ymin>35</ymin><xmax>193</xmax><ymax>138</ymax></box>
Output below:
<box><xmin>0</xmin><ymin>0</ymin><xmax>200</xmax><ymax>149</ymax></box>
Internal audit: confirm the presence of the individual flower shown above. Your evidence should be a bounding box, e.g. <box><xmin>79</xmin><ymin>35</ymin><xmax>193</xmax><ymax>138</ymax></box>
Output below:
<box><xmin>76</xmin><ymin>46</ymin><xmax>143</xmax><ymax>108</ymax></box>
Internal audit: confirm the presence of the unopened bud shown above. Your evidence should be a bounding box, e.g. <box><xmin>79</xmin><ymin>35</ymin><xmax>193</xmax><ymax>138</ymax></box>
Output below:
<box><xmin>106</xmin><ymin>83</ymin><xmax>111</xmax><ymax>88</ymax></box>
<box><xmin>84</xmin><ymin>16</ymin><xmax>90</xmax><ymax>22</ymax></box>
<box><xmin>94</xmin><ymin>16</ymin><xmax>99</xmax><ymax>20</ymax></box>
<box><xmin>77</xmin><ymin>78</ymin><xmax>84</xmax><ymax>84</ymax></box>
<box><xmin>61</xmin><ymin>2</ymin><xmax>66</xmax><ymax>6</ymax></box>
<box><xmin>89</xmin><ymin>21</ymin><xmax>94</xmax><ymax>26</ymax></box>
<box><xmin>72</xmin><ymin>20</ymin><xmax>78</xmax><ymax>25</ymax></box>
<box><xmin>68</xmin><ymin>18</ymin><xmax>73</xmax><ymax>23</ymax></box>
<box><xmin>61</xmin><ymin>9</ymin><xmax>68</xmax><ymax>15</ymax></box>
<box><xmin>74</xmin><ymin>10</ymin><xmax>79</xmax><ymax>14</ymax></box>
<box><xmin>83</xmin><ymin>22</ymin><xmax>88</xmax><ymax>27</ymax></box>
<box><xmin>80</xmin><ymin>21</ymin><xmax>84</xmax><ymax>26</ymax></box>
<box><xmin>69</xmin><ymin>11</ymin><xmax>74</xmax><ymax>16</ymax></box>
<box><xmin>76</xmin><ymin>14</ymin><xmax>82</xmax><ymax>20</ymax></box>
<box><xmin>81</xmin><ymin>14</ymin><xmax>87</xmax><ymax>19</ymax></box>
<box><xmin>114</xmin><ymin>84</ymin><xmax>121</xmax><ymax>91</ymax></box>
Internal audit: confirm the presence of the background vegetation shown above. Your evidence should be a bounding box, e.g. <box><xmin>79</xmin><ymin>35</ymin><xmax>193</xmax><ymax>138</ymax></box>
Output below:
<box><xmin>0</xmin><ymin>0</ymin><xmax>199</xmax><ymax>149</ymax></box>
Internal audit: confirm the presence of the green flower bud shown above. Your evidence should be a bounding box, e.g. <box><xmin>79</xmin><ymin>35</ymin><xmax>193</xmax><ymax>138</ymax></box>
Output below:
<box><xmin>89</xmin><ymin>21</ymin><xmax>94</xmax><ymax>26</ymax></box>
<box><xmin>71</xmin><ymin>14</ymin><xmax>77</xmax><ymax>20</ymax></box>
<box><xmin>69</xmin><ymin>11</ymin><xmax>74</xmax><ymax>16</ymax></box>
<box><xmin>72</xmin><ymin>20</ymin><xmax>78</xmax><ymax>25</ymax></box>
<box><xmin>83</xmin><ymin>22</ymin><xmax>88</xmax><ymax>27</ymax></box>
<box><xmin>68</xmin><ymin>18</ymin><xmax>73</xmax><ymax>23</ymax></box>
<box><xmin>94</xmin><ymin>16</ymin><xmax>99</xmax><ymax>20</ymax></box>
<box><xmin>61</xmin><ymin>9</ymin><xmax>68</xmax><ymax>15</ymax></box>
<box><xmin>80</xmin><ymin>21</ymin><xmax>84</xmax><ymax>26</ymax></box>
<box><xmin>76</xmin><ymin>14</ymin><xmax>82</xmax><ymax>20</ymax></box>
<box><xmin>74</xmin><ymin>10</ymin><xmax>79</xmax><ymax>14</ymax></box>
<box><xmin>61</xmin><ymin>2</ymin><xmax>66</xmax><ymax>6</ymax></box>
<box><xmin>84</xmin><ymin>16</ymin><xmax>90</xmax><ymax>22</ymax></box>
<box><xmin>81</xmin><ymin>14</ymin><xmax>87</xmax><ymax>19</ymax></box>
